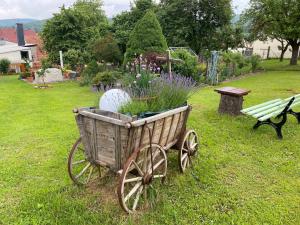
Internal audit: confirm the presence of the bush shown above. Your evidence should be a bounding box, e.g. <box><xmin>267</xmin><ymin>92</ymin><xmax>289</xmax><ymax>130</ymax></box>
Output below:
<box><xmin>218</xmin><ymin>51</ymin><xmax>251</xmax><ymax>81</ymax></box>
<box><xmin>171</xmin><ymin>49</ymin><xmax>199</xmax><ymax>81</ymax></box>
<box><xmin>247</xmin><ymin>55</ymin><xmax>261</xmax><ymax>72</ymax></box>
<box><xmin>0</xmin><ymin>58</ymin><xmax>11</xmax><ymax>74</ymax></box>
<box><xmin>80</xmin><ymin>61</ymin><xmax>105</xmax><ymax>85</ymax></box>
<box><xmin>92</xmin><ymin>71</ymin><xmax>121</xmax><ymax>86</ymax></box>
<box><xmin>20</xmin><ymin>72</ymin><xmax>31</xmax><ymax>79</ymax></box>
<box><xmin>64</xmin><ymin>49</ymin><xmax>88</xmax><ymax>71</ymax></box>
<box><xmin>91</xmin><ymin>34</ymin><xmax>122</xmax><ymax>64</ymax></box>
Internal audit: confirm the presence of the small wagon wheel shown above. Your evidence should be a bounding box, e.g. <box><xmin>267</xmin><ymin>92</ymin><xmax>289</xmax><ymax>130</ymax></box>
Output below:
<box><xmin>68</xmin><ymin>137</ymin><xmax>100</xmax><ymax>185</ymax></box>
<box><xmin>118</xmin><ymin>144</ymin><xmax>167</xmax><ymax>213</ymax></box>
<box><xmin>178</xmin><ymin>130</ymin><xmax>199</xmax><ymax>173</ymax></box>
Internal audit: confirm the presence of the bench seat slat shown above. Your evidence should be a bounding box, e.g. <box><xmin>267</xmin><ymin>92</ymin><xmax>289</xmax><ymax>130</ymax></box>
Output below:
<box><xmin>241</xmin><ymin>99</ymin><xmax>281</xmax><ymax>113</ymax></box>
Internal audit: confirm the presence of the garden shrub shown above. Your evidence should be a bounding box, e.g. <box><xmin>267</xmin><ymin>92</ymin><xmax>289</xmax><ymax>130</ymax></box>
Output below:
<box><xmin>91</xmin><ymin>34</ymin><xmax>122</xmax><ymax>65</ymax></box>
<box><xmin>0</xmin><ymin>58</ymin><xmax>10</xmax><ymax>74</ymax></box>
<box><xmin>64</xmin><ymin>49</ymin><xmax>87</xmax><ymax>71</ymax></box>
<box><xmin>80</xmin><ymin>60</ymin><xmax>105</xmax><ymax>85</ymax></box>
<box><xmin>171</xmin><ymin>49</ymin><xmax>200</xmax><ymax>81</ymax></box>
<box><xmin>92</xmin><ymin>71</ymin><xmax>121</xmax><ymax>86</ymax></box>
<box><xmin>247</xmin><ymin>55</ymin><xmax>261</xmax><ymax>72</ymax></box>
<box><xmin>218</xmin><ymin>51</ymin><xmax>253</xmax><ymax>81</ymax></box>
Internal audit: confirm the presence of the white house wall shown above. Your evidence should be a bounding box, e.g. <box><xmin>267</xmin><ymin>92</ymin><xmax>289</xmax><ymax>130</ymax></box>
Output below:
<box><xmin>0</xmin><ymin>50</ymin><xmax>32</xmax><ymax>64</ymax></box>
<box><xmin>250</xmin><ymin>39</ymin><xmax>293</xmax><ymax>59</ymax></box>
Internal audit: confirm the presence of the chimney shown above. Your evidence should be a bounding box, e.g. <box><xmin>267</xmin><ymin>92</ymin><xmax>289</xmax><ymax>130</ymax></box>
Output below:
<box><xmin>16</xmin><ymin>23</ymin><xmax>25</xmax><ymax>46</ymax></box>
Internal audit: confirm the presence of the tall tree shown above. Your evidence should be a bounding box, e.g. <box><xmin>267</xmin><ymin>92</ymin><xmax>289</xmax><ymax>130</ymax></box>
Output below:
<box><xmin>42</xmin><ymin>0</ymin><xmax>108</xmax><ymax>64</ymax></box>
<box><xmin>111</xmin><ymin>0</ymin><xmax>156</xmax><ymax>54</ymax></box>
<box><xmin>157</xmin><ymin>0</ymin><xmax>233</xmax><ymax>53</ymax></box>
<box><xmin>243</xmin><ymin>0</ymin><xmax>300</xmax><ymax>65</ymax></box>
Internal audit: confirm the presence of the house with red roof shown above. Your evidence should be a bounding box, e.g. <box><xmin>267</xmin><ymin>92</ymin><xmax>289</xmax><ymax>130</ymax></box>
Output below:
<box><xmin>0</xmin><ymin>24</ymin><xmax>44</xmax><ymax>72</ymax></box>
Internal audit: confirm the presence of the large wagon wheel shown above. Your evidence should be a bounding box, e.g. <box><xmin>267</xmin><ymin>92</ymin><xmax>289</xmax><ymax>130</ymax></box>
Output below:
<box><xmin>118</xmin><ymin>144</ymin><xmax>167</xmax><ymax>213</ymax></box>
<box><xmin>68</xmin><ymin>137</ymin><xmax>100</xmax><ymax>185</ymax></box>
<box><xmin>178</xmin><ymin>130</ymin><xmax>199</xmax><ymax>173</ymax></box>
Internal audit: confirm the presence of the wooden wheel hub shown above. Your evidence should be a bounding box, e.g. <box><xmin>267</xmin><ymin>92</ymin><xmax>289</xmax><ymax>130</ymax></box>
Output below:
<box><xmin>142</xmin><ymin>173</ymin><xmax>153</xmax><ymax>185</ymax></box>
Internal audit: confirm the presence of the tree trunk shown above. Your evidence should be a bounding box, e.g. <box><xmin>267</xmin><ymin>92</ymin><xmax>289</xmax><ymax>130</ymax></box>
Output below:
<box><xmin>280</xmin><ymin>44</ymin><xmax>289</xmax><ymax>62</ymax></box>
<box><xmin>290</xmin><ymin>43</ymin><xmax>300</xmax><ymax>65</ymax></box>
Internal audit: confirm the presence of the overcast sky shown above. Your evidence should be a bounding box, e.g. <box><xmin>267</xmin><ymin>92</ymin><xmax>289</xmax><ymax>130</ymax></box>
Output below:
<box><xmin>0</xmin><ymin>0</ymin><xmax>250</xmax><ymax>20</ymax></box>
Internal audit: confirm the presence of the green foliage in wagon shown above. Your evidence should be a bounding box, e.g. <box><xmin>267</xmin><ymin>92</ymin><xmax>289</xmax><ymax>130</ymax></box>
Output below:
<box><xmin>120</xmin><ymin>74</ymin><xmax>197</xmax><ymax>116</ymax></box>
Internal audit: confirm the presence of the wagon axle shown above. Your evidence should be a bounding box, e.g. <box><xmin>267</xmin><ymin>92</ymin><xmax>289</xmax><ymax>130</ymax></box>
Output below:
<box><xmin>142</xmin><ymin>173</ymin><xmax>153</xmax><ymax>185</ymax></box>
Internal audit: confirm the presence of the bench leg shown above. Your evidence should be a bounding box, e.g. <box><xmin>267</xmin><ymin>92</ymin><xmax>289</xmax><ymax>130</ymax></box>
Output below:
<box><xmin>253</xmin><ymin>115</ymin><xmax>287</xmax><ymax>139</ymax></box>
<box><xmin>288</xmin><ymin>109</ymin><xmax>300</xmax><ymax>124</ymax></box>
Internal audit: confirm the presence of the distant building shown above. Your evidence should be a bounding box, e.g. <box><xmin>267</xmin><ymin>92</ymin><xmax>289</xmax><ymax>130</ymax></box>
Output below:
<box><xmin>0</xmin><ymin>40</ymin><xmax>32</xmax><ymax>73</ymax></box>
<box><xmin>0</xmin><ymin>24</ymin><xmax>44</xmax><ymax>72</ymax></box>
<box><xmin>242</xmin><ymin>39</ymin><xmax>294</xmax><ymax>59</ymax></box>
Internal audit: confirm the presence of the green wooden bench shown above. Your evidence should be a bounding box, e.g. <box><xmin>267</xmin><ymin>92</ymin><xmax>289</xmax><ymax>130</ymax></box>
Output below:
<box><xmin>241</xmin><ymin>94</ymin><xmax>300</xmax><ymax>139</ymax></box>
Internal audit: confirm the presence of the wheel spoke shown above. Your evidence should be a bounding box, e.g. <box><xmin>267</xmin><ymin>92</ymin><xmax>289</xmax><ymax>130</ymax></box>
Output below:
<box><xmin>153</xmin><ymin>174</ymin><xmax>165</xmax><ymax>179</ymax></box>
<box><xmin>124</xmin><ymin>182</ymin><xmax>142</xmax><ymax>202</ymax></box>
<box><xmin>183</xmin><ymin>156</ymin><xmax>188</xmax><ymax>169</ymax></box>
<box><xmin>147</xmin><ymin>149</ymin><xmax>162</xmax><ymax>172</ymax></box>
<box><xmin>72</xmin><ymin>159</ymin><xmax>86</xmax><ymax>165</ymax></box>
<box><xmin>86</xmin><ymin>166</ymin><xmax>94</xmax><ymax>184</ymax></box>
<box><xmin>181</xmin><ymin>153</ymin><xmax>188</xmax><ymax>162</ymax></box>
<box><xmin>124</xmin><ymin>177</ymin><xmax>143</xmax><ymax>184</ymax></box>
<box><xmin>149</xmin><ymin>158</ymin><xmax>165</xmax><ymax>173</ymax></box>
<box><xmin>75</xmin><ymin>162</ymin><xmax>91</xmax><ymax>179</ymax></box>
<box><xmin>132</xmin><ymin>161</ymin><xmax>144</xmax><ymax>176</ymax></box>
<box><xmin>190</xmin><ymin>143</ymin><xmax>198</xmax><ymax>150</ymax></box>
<box><xmin>132</xmin><ymin>186</ymin><xmax>143</xmax><ymax>211</ymax></box>
<box><xmin>182</xmin><ymin>148</ymin><xmax>189</xmax><ymax>152</ymax></box>
<box><xmin>189</xmin><ymin>135</ymin><xmax>196</xmax><ymax>148</ymax></box>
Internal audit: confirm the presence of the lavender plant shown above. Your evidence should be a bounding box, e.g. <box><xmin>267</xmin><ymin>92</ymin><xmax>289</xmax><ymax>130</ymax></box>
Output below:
<box><xmin>119</xmin><ymin>73</ymin><xmax>197</xmax><ymax>117</ymax></box>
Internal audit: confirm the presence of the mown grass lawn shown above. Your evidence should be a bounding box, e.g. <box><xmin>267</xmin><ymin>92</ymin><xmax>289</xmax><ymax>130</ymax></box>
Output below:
<box><xmin>0</xmin><ymin>70</ymin><xmax>299</xmax><ymax>225</ymax></box>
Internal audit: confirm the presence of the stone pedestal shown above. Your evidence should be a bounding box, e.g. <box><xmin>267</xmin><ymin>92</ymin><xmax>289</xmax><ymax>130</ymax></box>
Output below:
<box><xmin>215</xmin><ymin>87</ymin><xmax>251</xmax><ymax>116</ymax></box>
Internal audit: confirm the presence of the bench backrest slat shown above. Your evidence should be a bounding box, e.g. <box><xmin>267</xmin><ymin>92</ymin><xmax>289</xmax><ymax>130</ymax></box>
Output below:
<box><xmin>241</xmin><ymin>99</ymin><xmax>281</xmax><ymax>113</ymax></box>
<box><xmin>258</xmin><ymin>98</ymin><xmax>299</xmax><ymax>121</ymax></box>
<box><xmin>252</xmin><ymin>97</ymin><xmax>298</xmax><ymax>118</ymax></box>
<box><xmin>244</xmin><ymin>100</ymin><xmax>283</xmax><ymax>116</ymax></box>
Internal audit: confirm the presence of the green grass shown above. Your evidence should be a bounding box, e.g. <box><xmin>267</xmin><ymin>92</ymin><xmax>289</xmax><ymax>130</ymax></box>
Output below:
<box><xmin>261</xmin><ymin>59</ymin><xmax>300</xmax><ymax>71</ymax></box>
<box><xmin>0</xmin><ymin>71</ymin><xmax>300</xmax><ymax>225</ymax></box>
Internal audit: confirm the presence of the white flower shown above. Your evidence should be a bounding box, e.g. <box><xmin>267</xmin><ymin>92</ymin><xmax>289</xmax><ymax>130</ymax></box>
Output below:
<box><xmin>136</xmin><ymin>74</ymin><xmax>141</xmax><ymax>78</ymax></box>
<box><xmin>133</xmin><ymin>81</ymin><xmax>137</xmax><ymax>84</ymax></box>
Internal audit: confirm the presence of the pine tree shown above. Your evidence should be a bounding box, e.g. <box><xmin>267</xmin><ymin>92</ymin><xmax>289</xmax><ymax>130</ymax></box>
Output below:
<box><xmin>125</xmin><ymin>10</ymin><xmax>168</xmax><ymax>62</ymax></box>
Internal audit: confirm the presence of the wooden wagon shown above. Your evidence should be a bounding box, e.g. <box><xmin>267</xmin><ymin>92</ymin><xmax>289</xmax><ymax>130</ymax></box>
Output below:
<box><xmin>67</xmin><ymin>105</ymin><xmax>199</xmax><ymax>213</ymax></box>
